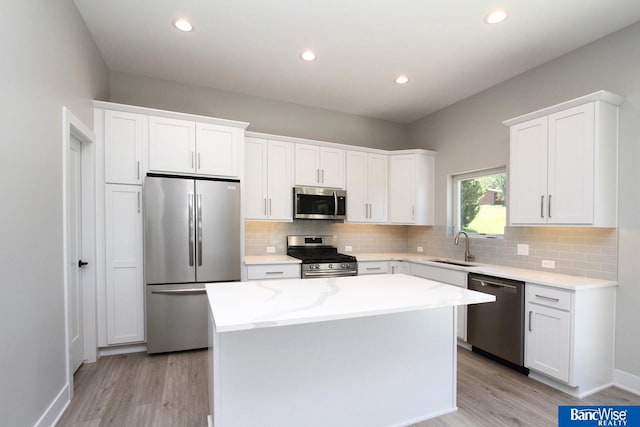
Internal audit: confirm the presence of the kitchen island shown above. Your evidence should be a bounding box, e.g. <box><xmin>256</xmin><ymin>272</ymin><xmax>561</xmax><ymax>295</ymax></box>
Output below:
<box><xmin>206</xmin><ymin>274</ymin><xmax>494</xmax><ymax>427</ymax></box>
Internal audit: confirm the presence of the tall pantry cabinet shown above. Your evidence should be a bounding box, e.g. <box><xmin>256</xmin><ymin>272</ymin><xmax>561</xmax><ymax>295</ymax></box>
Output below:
<box><xmin>96</xmin><ymin>109</ymin><xmax>146</xmax><ymax>346</ymax></box>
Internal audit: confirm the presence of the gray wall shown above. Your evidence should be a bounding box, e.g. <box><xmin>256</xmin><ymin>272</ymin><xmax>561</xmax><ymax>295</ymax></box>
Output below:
<box><xmin>408</xmin><ymin>22</ymin><xmax>640</xmax><ymax>377</ymax></box>
<box><xmin>0</xmin><ymin>1</ymin><xmax>109</xmax><ymax>425</ymax></box>
<box><xmin>109</xmin><ymin>72</ymin><xmax>408</xmax><ymax>150</ymax></box>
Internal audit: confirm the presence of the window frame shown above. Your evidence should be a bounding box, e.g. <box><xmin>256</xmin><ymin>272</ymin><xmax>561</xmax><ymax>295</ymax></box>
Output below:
<box><xmin>451</xmin><ymin>166</ymin><xmax>507</xmax><ymax>238</ymax></box>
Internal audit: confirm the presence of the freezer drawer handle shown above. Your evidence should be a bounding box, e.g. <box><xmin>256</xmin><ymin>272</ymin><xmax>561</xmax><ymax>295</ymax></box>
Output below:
<box><xmin>265</xmin><ymin>271</ymin><xmax>285</xmax><ymax>275</ymax></box>
<box><xmin>150</xmin><ymin>289</ymin><xmax>206</xmax><ymax>295</ymax></box>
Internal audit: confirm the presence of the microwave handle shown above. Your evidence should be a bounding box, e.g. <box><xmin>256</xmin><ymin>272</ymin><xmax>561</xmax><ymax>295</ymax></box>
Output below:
<box><xmin>334</xmin><ymin>191</ymin><xmax>338</xmax><ymax>217</ymax></box>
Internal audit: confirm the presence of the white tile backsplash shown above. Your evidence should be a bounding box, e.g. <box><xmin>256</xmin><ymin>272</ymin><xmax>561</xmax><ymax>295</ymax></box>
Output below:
<box><xmin>245</xmin><ymin>222</ymin><xmax>618</xmax><ymax>280</ymax></box>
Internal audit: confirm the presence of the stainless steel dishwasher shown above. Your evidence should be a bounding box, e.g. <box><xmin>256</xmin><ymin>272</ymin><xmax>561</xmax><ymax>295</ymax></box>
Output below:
<box><xmin>467</xmin><ymin>273</ymin><xmax>527</xmax><ymax>373</ymax></box>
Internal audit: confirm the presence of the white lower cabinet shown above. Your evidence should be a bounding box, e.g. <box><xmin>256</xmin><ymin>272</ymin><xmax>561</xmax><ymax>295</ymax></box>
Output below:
<box><xmin>390</xmin><ymin>261</ymin><xmax>410</xmax><ymax>275</ymax></box>
<box><xmin>104</xmin><ymin>184</ymin><xmax>145</xmax><ymax>345</ymax></box>
<box><xmin>525</xmin><ymin>283</ymin><xmax>616</xmax><ymax>396</ymax></box>
<box><xmin>410</xmin><ymin>263</ymin><xmax>468</xmax><ymax>341</ymax></box>
<box><xmin>357</xmin><ymin>261</ymin><xmax>390</xmax><ymax>275</ymax></box>
<box><xmin>246</xmin><ymin>263</ymin><xmax>301</xmax><ymax>280</ymax></box>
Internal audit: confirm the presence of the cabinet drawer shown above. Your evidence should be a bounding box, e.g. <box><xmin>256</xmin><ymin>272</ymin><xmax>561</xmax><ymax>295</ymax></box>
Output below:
<box><xmin>526</xmin><ymin>284</ymin><xmax>571</xmax><ymax>311</ymax></box>
<box><xmin>247</xmin><ymin>264</ymin><xmax>300</xmax><ymax>280</ymax></box>
<box><xmin>358</xmin><ymin>261</ymin><xmax>390</xmax><ymax>275</ymax></box>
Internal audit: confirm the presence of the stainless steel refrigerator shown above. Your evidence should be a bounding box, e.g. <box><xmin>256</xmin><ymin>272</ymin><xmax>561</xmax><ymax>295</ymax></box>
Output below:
<box><xmin>144</xmin><ymin>174</ymin><xmax>240</xmax><ymax>353</ymax></box>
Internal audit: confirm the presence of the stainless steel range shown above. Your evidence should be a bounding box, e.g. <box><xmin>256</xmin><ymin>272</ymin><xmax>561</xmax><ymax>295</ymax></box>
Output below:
<box><xmin>287</xmin><ymin>235</ymin><xmax>357</xmax><ymax>279</ymax></box>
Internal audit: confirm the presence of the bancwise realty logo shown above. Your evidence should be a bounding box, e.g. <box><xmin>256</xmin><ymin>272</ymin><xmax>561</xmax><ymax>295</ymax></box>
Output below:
<box><xmin>559</xmin><ymin>406</ymin><xmax>640</xmax><ymax>426</ymax></box>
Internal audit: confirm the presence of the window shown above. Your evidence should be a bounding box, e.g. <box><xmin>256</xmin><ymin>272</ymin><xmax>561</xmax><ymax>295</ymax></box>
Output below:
<box><xmin>453</xmin><ymin>167</ymin><xmax>506</xmax><ymax>236</ymax></box>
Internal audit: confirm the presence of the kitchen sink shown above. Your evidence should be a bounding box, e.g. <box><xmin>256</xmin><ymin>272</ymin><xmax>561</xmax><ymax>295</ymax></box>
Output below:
<box><xmin>430</xmin><ymin>259</ymin><xmax>478</xmax><ymax>267</ymax></box>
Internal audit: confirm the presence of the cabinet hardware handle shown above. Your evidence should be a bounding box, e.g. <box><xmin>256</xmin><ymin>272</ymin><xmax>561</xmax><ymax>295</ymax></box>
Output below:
<box><xmin>151</xmin><ymin>289</ymin><xmax>206</xmax><ymax>295</ymax></box>
<box><xmin>540</xmin><ymin>195</ymin><xmax>545</xmax><ymax>218</ymax></box>
<box><xmin>191</xmin><ymin>151</ymin><xmax>195</xmax><ymax>169</ymax></box>
<box><xmin>317</xmin><ymin>169</ymin><xmax>320</xmax><ymax>183</ymax></box>
<box><xmin>265</xmin><ymin>271</ymin><xmax>284</xmax><ymax>275</ymax></box>
<box><xmin>392</xmin><ymin>266</ymin><xmax>396</xmax><ymax>274</ymax></box>
<box><xmin>528</xmin><ymin>311</ymin><xmax>533</xmax><ymax>332</ymax></box>
<box><xmin>198</xmin><ymin>152</ymin><xmax>201</xmax><ymax>170</ymax></box>
<box><xmin>137</xmin><ymin>191</ymin><xmax>141</xmax><ymax>213</ymax></box>
<box><xmin>269</xmin><ymin>198</ymin><xmax>272</xmax><ymax>216</ymax></box>
<box><xmin>412</xmin><ymin>205</ymin><xmax>415</xmax><ymax>217</ymax></box>
<box><xmin>366</xmin><ymin>267</ymin><xmax>381</xmax><ymax>271</ymax></box>
<box><xmin>137</xmin><ymin>161</ymin><xmax>140</xmax><ymax>180</ymax></box>
<box><xmin>535</xmin><ymin>294</ymin><xmax>560</xmax><ymax>302</ymax></box>
<box><xmin>548</xmin><ymin>194</ymin><xmax>552</xmax><ymax>218</ymax></box>
<box><xmin>321</xmin><ymin>169</ymin><xmax>324</xmax><ymax>183</ymax></box>
<box><xmin>264</xmin><ymin>198</ymin><xmax>267</xmax><ymax>216</ymax></box>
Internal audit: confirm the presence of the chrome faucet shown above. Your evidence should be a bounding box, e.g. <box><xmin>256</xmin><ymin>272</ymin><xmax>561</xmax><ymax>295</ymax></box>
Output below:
<box><xmin>454</xmin><ymin>231</ymin><xmax>475</xmax><ymax>262</ymax></box>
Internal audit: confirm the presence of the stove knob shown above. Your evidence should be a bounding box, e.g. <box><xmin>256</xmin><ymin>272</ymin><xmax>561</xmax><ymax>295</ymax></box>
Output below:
<box><xmin>329</xmin><ymin>264</ymin><xmax>333</xmax><ymax>269</ymax></box>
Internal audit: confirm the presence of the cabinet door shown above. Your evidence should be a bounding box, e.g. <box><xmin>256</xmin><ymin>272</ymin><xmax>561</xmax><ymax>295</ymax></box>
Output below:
<box><xmin>346</xmin><ymin>151</ymin><xmax>368</xmax><ymax>222</ymax></box>
<box><xmin>509</xmin><ymin>117</ymin><xmax>548</xmax><ymax>225</ymax></box>
<box><xmin>547</xmin><ymin>104</ymin><xmax>595</xmax><ymax>224</ymax></box>
<box><xmin>525</xmin><ymin>303</ymin><xmax>571</xmax><ymax>382</ymax></box>
<box><xmin>319</xmin><ymin>147</ymin><xmax>345</xmax><ymax>188</ymax></box>
<box><xmin>148</xmin><ymin>116</ymin><xmax>196</xmax><ymax>173</ymax></box>
<box><xmin>244</xmin><ymin>138</ymin><xmax>268</xmax><ymax>220</ymax></box>
<box><xmin>294</xmin><ymin>143</ymin><xmax>320</xmax><ymax>186</ymax></box>
<box><xmin>267</xmin><ymin>140</ymin><xmax>294</xmax><ymax>221</ymax></box>
<box><xmin>104</xmin><ymin>110</ymin><xmax>144</xmax><ymax>184</ymax></box>
<box><xmin>105</xmin><ymin>184</ymin><xmax>144</xmax><ymax>345</ymax></box>
<box><xmin>196</xmin><ymin>123</ymin><xmax>240</xmax><ymax>177</ymax></box>
<box><xmin>389</xmin><ymin>155</ymin><xmax>416</xmax><ymax>223</ymax></box>
<box><xmin>367</xmin><ymin>153</ymin><xmax>388</xmax><ymax>223</ymax></box>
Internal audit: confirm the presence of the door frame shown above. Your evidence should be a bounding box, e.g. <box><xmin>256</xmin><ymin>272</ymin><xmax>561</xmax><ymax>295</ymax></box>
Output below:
<box><xmin>62</xmin><ymin>106</ymin><xmax>96</xmax><ymax>400</ymax></box>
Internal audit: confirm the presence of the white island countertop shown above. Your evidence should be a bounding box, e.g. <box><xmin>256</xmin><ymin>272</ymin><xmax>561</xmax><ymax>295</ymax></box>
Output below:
<box><xmin>206</xmin><ymin>273</ymin><xmax>494</xmax><ymax>332</ymax></box>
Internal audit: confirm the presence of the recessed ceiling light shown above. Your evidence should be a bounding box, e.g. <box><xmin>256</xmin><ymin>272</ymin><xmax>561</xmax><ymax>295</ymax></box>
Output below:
<box><xmin>395</xmin><ymin>75</ymin><xmax>409</xmax><ymax>84</ymax></box>
<box><xmin>485</xmin><ymin>9</ymin><xmax>508</xmax><ymax>24</ymax></box>
<box><xmin>301</xmin><ymin>50</ymin><xmax>317</xmax><ymax>61</ymax></box>
<box><xmin>174</xmin><ymin>19</ymin><xmax>193</xmax><ymax>32</ymax></box>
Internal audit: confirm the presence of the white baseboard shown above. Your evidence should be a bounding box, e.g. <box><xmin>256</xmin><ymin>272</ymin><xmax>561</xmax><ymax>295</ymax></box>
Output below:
<box><xmin>33</xmin><ymin>383</ymin><xmax>70</xmax><ymax>427</ymax></box>
<box><xmin>614</xmin><ymin>369</ymin><xmax>640</xmax><ymax>396</ymax></box>
<box><xmin>98</xmin><ymin>343</ymin><xmax>147</xmax><ymax>357</ymax></box>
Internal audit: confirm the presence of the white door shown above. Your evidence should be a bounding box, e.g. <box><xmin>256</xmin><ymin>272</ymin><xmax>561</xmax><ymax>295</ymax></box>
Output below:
<box><xmin>67</xmin><ymin>135</ymin><xmax>84</xmax><ymax>373</ymax></box>
<box><xmin>346</xmin><ymin>151</ymin><xmax>368</xmax><ymax>222</ymax></box>
<box><xmin>196</xmin><ymin>123</ymin><xmax>240</xmax><ymax>177</ymax></box>
<box><xmin>267</xmin><ymin>140</ymin><xmax>294</xmax><ymax>221</ymax></box>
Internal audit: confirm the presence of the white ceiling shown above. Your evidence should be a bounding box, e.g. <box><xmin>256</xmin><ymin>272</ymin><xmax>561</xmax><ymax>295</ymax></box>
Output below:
<box><xmin>74</xmin><ymin>0</ymin><xmax>640</xmax><ymax>124</ymax></box>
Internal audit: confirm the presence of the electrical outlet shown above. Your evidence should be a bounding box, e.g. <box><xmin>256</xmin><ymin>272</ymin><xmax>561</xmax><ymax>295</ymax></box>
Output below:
<box><xmin>517</xmin><ymin>244</ymin><xmax>529</xmax><ymax>256</ymax></box>
<box><xmin>417</xmin><ymin>246</ymin><xmax>424</xmax><ymax>253</ymax></box>
<box><xmin>542</xmin><ymin>260</ymin><xmax>555</xmax><ymax>269</ymax></box>
<box><xmin>344</xmin><ymin>245</ymin><xmax>353</xmax><ymax>252</ymax></box>
<box><xmin>266</xmin><ymin>246</ymin><xmax>276</xmax><ymax>253</ymax></box>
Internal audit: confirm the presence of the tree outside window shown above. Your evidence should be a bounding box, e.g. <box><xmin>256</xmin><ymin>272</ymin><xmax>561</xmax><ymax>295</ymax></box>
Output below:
<box><xmin>455</xmin><ymin>169</ymin><xmax>506</xmax><ymax>235</ymax></box>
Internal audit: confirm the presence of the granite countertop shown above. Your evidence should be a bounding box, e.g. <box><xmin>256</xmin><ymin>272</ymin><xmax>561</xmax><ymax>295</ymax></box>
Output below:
<box><xmin>355</xmin><ymin>252</ymin><xmax>617</xmax><ymax>291</ymax></box>
<box><xmin>206</xmin><ymin>274</ymin><xmax>494</xmax><ymax>332</ymax></box>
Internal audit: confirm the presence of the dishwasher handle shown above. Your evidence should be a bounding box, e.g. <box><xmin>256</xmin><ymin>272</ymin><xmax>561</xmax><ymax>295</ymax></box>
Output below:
<box><xmin>469</xmin><ymin>277</ymin><xmax>518</xmax><ymax>290</ymax></box>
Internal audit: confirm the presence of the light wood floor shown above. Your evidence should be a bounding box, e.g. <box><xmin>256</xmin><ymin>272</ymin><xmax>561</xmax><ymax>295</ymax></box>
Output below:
<box><xmin>58</xmin><ymin>348</ymin><xmax>640</xmax><ymax>427</ymax></box>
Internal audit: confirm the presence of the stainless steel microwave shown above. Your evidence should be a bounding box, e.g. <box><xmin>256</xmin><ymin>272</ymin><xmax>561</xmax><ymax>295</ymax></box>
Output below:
<box><xmin>293</xmin><ymin>187</ymin><xmax>347</xmax><ymax>220</ymax></box>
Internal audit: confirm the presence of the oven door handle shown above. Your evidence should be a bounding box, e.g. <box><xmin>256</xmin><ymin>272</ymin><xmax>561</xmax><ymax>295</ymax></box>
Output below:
<box><xmin>150</xmin><ymin>289</ymin><xmax>206</xmax><ymax>295</ymax></box>
<box><xmin>304</xmin><ymin>270</ymin><xmax>358</xmax><ymax>278</ymax></box>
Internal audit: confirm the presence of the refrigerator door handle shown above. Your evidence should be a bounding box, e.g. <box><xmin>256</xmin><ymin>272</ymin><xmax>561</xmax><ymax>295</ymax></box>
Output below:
<box><xmin>197</xmin><ymin>194</ymin><xmax>203</xmax><ymax>266</ymax></box>
<box><xmin>188</xmin><ymin>193</ymin><xmax>195</xmax><ymax>267</ymax></box>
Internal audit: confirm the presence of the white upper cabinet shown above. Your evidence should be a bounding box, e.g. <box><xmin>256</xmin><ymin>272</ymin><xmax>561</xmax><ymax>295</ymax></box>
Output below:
<box><xmin>196</xmin><ymin>123</ymin><xmax>240</xmax><ymax>177</ymax></box>
<box><xmin>505</xmin><ymin>91</ymin><xmax>623</xmax><ymax>227</ymax></box>
<box><xmin>104</xmin><ymin>110</ymin><xmax>144</xmax><ymax>185</ymax></box>
<box><xmin>388</xmin><ymin>151</ymin><xmax>435</xmax><ymax>225</ymax></box>
<box><xmin>346</xmin><ymin>151</ymin><xmax>388</xmax><ymax>223</ymax></box>
<box><xmin>294</xmin><ymin>143</ymin><xmax>345</xmax><ymax>188</ymax></box>
<box><xmin>149</xmin><ymin>116</ymin><xmax>241</xmax><ymax>178</ymax></box>
<box><xmin>245</xmin><ymin>137</ymin><xmax>294</xmax><ymax>221</ymax></box>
